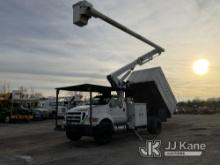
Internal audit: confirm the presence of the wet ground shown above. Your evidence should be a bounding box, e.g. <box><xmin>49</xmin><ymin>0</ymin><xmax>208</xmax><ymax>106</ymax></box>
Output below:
<box><xmin>0</xmin><ymin>114</ymin><xmax>219</xmax><ymax>165</ymax></box>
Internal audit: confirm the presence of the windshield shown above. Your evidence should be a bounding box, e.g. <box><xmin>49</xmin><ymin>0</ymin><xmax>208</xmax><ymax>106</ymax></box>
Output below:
<box><xmin>93</xmin><ymin>97</ymin><xmax>110</xmax><ymax>105</ymax></box>
<box><xmin>85</xmin><ymin>95</ymin><xmax>111</xmax><ymax>105</ymax></box>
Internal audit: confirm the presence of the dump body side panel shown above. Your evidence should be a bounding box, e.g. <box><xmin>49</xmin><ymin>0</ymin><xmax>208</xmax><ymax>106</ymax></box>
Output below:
<box><xmin>127</xmin><ymin>67</ymin><xmax>177</xmax><ymax>114</ymax></box>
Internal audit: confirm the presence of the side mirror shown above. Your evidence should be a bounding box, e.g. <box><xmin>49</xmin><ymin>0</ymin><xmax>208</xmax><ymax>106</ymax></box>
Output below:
<box><xmin>109</xmin><ymin>99</ymin><xmax>116</xmax><ymax>108</ymax></box>
<box><xmin>109</xmin><ymin>102</ymin><xmax>113</xmax><ymax>108</ymax></box>
<box><xmin>118</xmin><ymin>100</ymin><xmax>123</xmax><ymax>108</ymax></box>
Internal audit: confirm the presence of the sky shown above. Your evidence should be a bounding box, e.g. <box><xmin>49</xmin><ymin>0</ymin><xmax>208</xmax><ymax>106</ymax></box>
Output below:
<box><xmin>0</xmin><ymin>0</ymin><xmax>220</xmax><ymax>101</ymax></box>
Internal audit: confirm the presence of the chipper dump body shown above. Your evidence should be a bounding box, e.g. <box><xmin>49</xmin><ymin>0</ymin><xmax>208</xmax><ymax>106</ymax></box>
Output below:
<box><xmin>127</xmin><ymin>67</ymin><xmax>177</xmax><ymax>119</ymax></box>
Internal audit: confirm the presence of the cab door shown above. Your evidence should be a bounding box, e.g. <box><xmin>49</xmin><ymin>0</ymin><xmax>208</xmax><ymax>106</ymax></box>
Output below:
<box><xmin>108</xmin><ymin>97</ymin><xmax>127</xmax><ymax>124</ymax></box>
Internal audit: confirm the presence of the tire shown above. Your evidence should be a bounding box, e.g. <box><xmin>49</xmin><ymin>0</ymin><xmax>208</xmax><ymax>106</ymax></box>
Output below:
<box><xmin>147</xmin><ymin>117</ymin><xmax>162</xmax><ymax>135</ymax></box>
<box><xmin>4</xmin><ymin>115</ymin><xmax>10</xmax><ymax>123</ymax></box>
<box><xmin>158</xmin><ymin>108</ymin><xmax>167</xmax><ymax>122</ymax></box>
<box><xmin>66</xmin><ymin>128</ymin><xmax>82</xmax><ymax>141</ymax></box>
<box><xmin>94</xmin><ymin>120</ymin><xmax>113</xmax><ymax>145</ymax></box>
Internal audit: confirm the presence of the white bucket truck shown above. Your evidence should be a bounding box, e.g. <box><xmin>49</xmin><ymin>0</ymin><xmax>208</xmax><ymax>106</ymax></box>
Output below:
<box><xmin>56</xmin><ymin>1</ymin><xmax>177</xmax><ymax>144</ymax></box>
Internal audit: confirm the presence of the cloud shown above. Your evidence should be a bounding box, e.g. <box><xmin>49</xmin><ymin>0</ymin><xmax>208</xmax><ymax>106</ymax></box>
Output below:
<box><xmin>0</xmin><ymin>0</ymin><xmax>220</xmax><ymax>100</ymax></box>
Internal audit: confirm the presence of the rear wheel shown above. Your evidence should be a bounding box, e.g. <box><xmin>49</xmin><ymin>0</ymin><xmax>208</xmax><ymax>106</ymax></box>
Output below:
<box><xmin>147</xmin><ymin>117</ymin><xmax>162</xmax><ymax>134</ymax></box>
<box><xmin>158</xmin><ymin>108</ymin><xmax>167</xmax><ymax>122</ymax></box>
<box><xmin>94</xmin><ymin>120</ymin><xmax>113</xmax><ymax>144</ymax></box>
<box><xmin>66</xmin><ymin>128</ymin><xmax>82</xmax><ymax>141</ymax></box>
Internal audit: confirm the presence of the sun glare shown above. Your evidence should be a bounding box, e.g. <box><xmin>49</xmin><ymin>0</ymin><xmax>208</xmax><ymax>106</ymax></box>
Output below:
<box><xmin>192</xmin><ymin>59</ymin><xmax>209</xmax><ymax>76</ymax></box>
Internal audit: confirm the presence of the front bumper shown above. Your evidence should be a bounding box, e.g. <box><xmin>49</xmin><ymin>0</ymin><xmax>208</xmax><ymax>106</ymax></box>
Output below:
<box><xmin>65</xmin><ymin>124</ymin><xmax>95</xmax><ymax>136</ymax></box>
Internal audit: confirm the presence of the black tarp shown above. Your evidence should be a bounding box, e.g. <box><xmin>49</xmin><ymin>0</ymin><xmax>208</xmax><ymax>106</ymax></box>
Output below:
<box><xmin>56</xmin><ymin>83</ymin><xmax>125</xmax><ymax>93</ymax></box>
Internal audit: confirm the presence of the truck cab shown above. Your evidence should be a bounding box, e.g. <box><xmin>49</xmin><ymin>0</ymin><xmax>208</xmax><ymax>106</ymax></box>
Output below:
<box><xmin>65</xmin><ymin>93</ymin><xmax>127</xmax><ymax>144</ymax></box>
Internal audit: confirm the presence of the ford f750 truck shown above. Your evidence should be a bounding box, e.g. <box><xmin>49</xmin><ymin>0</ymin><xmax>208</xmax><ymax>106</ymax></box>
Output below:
<box><xmin>57</xmin><ymin>1</ymin><xmax>177</xmax><ymax>144</ymax></box>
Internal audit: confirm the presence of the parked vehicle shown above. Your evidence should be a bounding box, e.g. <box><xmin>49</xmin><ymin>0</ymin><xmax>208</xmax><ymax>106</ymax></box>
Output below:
<box><xmin>0</xmin><ymin>107</ymin><xmax>33</xmax><ymax>123</ymax></box>
<box><xmin>31</xmin><ymin>107</ymin><xmax>51</xmax><ymax>120</ymax></box>
<box><xmin>38</xmin><ymin>98</ymin><xmax>71</xmax><ymax>119</ymax></box>
<box><xmin>32</xmin><ymin>109</ymin><xmax>44</xmax><ymax>120</ymax></box>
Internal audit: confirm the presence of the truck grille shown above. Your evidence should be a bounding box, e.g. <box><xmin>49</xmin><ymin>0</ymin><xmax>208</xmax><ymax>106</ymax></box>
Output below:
<box><xmin>66</xmin><ymin>112</ymin><xmax>85</xmax><ymax>124</ymax></box>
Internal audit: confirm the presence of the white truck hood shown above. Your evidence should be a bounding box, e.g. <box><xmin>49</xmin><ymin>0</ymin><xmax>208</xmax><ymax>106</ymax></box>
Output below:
<box><xmin>68</xmin><ymin>105</ymin><xmax>93</xmax><ymax>113</ymax></box>
<box><xmin>68</xmin><ymin>105</ymin><xmax>90</xmax><ymax>112</ymax></box>
<box><xmin>67</xmin><ymin>104</ymin><xmax>107</xmax><ymax>113</ymax></box>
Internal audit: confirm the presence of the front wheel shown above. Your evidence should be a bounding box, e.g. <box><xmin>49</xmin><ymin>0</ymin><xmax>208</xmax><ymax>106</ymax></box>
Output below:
<box><xmin>94</xmin><ymin>120</ymin><xmax>113</xmax><ymax>144</ymax></box>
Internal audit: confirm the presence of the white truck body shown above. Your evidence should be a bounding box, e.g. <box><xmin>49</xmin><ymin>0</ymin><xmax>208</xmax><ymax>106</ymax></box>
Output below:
<box><xmin>65</xmin><ymin>102</ymin><xmax>147</xmax><ymax>127</ymax></box>
<box><xmin>66</xmin><ymin>98</ymin><xmax>127</xmax><ymax>127</ymax></box>
<box><xmin>65</xmin><ymin>98</ymin><xmax>148</xmax><ymax>130</ymax></box>
<box><xmin>127</xmin><ymin>102</ymin><xmax>147</xmax><ymax>127</ymax></box>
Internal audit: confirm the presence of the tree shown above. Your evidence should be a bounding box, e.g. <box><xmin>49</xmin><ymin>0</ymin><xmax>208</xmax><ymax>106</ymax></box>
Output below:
<box><xmin>18</xmin><ymin>86</ymin><xmax>28</xmax><ymax>99</ymax></box>
<box><xmin>1</xmin><ymin>81</ymin><xmax>10</xmax><ymax>93</ymax></box>
<box><xmin>34</xmin><ymin>92</ymin><xmax>44</xmax><ymax>99</ymax></box>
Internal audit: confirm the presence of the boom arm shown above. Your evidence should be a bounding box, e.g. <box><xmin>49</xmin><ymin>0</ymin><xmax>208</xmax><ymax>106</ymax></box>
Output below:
<box><xmin>107</xmin><ymin>49</ymin><xmax>161</xmax><ymax>88</ymax></box>
<box><xmin>72</xmin><ymin>1</ymin><xmax>165</xmax><ymax>88</ymax></box>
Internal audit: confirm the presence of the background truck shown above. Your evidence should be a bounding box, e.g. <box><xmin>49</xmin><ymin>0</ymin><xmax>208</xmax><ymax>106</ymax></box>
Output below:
<box><xmin>0</xmin><ymin>106</ymin><xmax>33</xmax><ymax>123</ymax></box>
<box><xmin>59</xmin><ymin>1</ymin><xmax>177</xmax><ymax>144</ymax></box>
